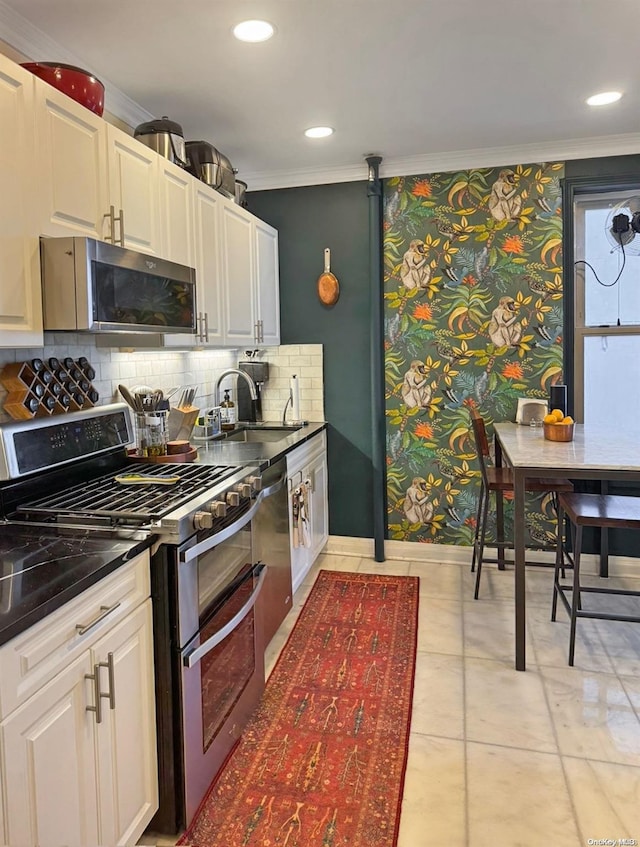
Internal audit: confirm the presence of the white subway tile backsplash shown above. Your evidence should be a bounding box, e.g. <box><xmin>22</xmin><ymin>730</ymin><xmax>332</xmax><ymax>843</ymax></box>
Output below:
<box><xmin>0</xmin><ymin>338</ymin><xmax>324</xmax><ymax>425</ymax></box>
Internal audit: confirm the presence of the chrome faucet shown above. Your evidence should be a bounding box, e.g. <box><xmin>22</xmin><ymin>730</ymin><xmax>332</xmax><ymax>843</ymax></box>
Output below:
<box><xmin>214</xmin><ymin>369</ymin><xmax>257</xmax><ymax>408</ymax></box>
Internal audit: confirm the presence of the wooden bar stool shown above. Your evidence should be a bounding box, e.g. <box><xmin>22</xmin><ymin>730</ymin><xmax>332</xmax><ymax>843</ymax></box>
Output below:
<box><xmin>552</xmin><ymin>492</ymin><xmax>640</xmax><ymax>666</ymax></box>
<box><xmin>470</xmin><ymin>409</ymin><xmax>573</xmax><ymax>600</ymax></box>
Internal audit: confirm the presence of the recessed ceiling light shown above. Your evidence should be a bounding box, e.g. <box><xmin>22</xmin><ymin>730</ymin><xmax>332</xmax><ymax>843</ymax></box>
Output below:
<box><xmin>304</xmin><ymin>126</ymin><xmax>334</xmax><ymax>139</ymax></box>
<box><xmin>233</xmin><ymin>20</ymin><xmax>274</xmax><ymax>42</ymax></box>
<box><xmin>586</xmin><ymin>91</ymin><xmax>622</xmax><ymax>106</ymax></box>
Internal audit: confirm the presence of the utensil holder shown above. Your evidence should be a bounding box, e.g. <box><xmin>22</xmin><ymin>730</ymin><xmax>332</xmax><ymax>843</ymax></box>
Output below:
<box><xmin>135</xmin><ymin>410</ymin><xmax>169</xmax><ymax>457</ymax></box>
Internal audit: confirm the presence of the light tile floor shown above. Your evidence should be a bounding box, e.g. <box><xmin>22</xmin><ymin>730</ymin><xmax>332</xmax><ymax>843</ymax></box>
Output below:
<box><xmin>140</xmin><ymin>553</ymin><xmax>640</xmax><ymax>847</ymax></box>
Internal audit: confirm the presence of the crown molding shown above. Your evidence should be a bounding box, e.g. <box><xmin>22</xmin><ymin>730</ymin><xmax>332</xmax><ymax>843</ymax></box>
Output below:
<box><xmin>0</xmin><ymin>0</ymin><xmax>153</xmax><ymax>129</ymax></box>
<box><xmin>244</xmin><ymin>132</ymin><xmax>640</xmax><ymax>192</ymax></box>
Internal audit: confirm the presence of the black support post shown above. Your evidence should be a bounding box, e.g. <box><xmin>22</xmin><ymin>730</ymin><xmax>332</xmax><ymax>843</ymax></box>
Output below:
<box><xmin>366</xmin><ymin>155</ymin><xmax>386</xmax><ymax>562</ymax></box>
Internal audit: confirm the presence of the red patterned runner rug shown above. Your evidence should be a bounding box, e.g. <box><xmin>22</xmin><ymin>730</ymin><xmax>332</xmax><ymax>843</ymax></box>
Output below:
<box><xmin>179</xmin><ymin>568</ymin><xmax>419</xmax><ymax>847</ymax></box>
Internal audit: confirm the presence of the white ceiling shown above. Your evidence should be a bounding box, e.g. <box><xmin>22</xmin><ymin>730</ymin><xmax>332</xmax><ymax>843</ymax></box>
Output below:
<box><xmin>2</xmin><ymin>0</ymin><xmax>640</xmax><ymax>190</ymax></box>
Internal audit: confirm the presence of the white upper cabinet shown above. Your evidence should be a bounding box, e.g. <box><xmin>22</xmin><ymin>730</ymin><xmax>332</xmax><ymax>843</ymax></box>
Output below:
<box><xmin>34</xmin><ymin>78</ymin><xmax>108</xmax><ymax>240</ymax></box>
<box><xmin>221</xmin><ymin>200</ymin><xmax>256</xmax><ymax>346</ymax></box>
<box><xmin>0</xmin><ymin>55</ymin><xmax>43</xmax><ymax>347</ymax></box>
<box><xmin>3</xmin><ymin>51</ymin><xmax>279</xmax><ymax>350</ymax></box>
<box><xmin>254</xmin><ymin>217</ymin><xmax>280</xmax><ymax>346</ymax></box>
<box><xmin>221</xmin><ymin>200</ymin><xmax>280</xmax><ymax>347</ymax></box>
<box><xmin>158</xmin><ymin>155</ymin><xmax>194</xmax><ymax>268</ymax></box>
<box><xmin>192</xmin><ymin>181</ymin><xmax>225</xmax><ymax>345</ymax></box>
<box><xmin>107</xmin><ymin>125</ymin><xmax>160</xmax><ymax>255</ymax></box>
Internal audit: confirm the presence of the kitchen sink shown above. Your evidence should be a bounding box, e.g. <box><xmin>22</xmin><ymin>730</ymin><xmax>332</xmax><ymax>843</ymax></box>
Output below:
<box><xmin>222</xmin><ymin>425</ymin><xmax>302</xmax><ymax>443</ymax></box>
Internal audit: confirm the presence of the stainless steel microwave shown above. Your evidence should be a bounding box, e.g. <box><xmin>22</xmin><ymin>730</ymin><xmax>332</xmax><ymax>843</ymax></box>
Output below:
<box><xmin>40</xmin><ymin>237</ymin><xmax>197</xmax><ymax>333</ymax></box>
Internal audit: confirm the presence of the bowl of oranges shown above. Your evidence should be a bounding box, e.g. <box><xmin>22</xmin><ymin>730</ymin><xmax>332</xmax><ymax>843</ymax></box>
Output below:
<box><xmin>543</xmin><ymin>409</ymin><xmax>574</xmax><ymax>442</ymax></box>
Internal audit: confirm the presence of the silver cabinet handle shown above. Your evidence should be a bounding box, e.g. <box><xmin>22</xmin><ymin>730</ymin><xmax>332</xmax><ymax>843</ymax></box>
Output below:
<box><xmin>76</xmin><ymin>602</ymin><xmax>121</xmax><ymax>637</ymax></box>
<box><xmin>85</xmin><ymin>664</ymin><xmax>102</xmax><ymax>724</ymax></box>
<box><xmin>119</xmin><ymin>208</ymin><xmax>125</xmax><ymax>246</ymax></box>
<box><xmin>117</xmin><ymin>208</ymin><xmax>125</xmax><ymax>246</ymax></box>
<box><xmin>98</xmin><ymin>652</ymin><xmax>116</xmax><ymax>711</ymax></box>
<box><xmin>202</xmin><ymin>311</ymin><xmax>209</xmax><ymax>343</ymax></box>
<box><xmin>254</xmin><ymin>321</ymin><xmax>260</xmax><ymax>343</ymax></box>
<box><xmin>103</xmin><ymin>205</ymin><xmax>116</xmax><ymax>243</ymax></box>
<box><xmin>102</xmin><ymin>206</ymin><xmax>125</xmax><ymax>245</ymax></box>
<box><xmin>183</xmin><ymin>565</ymin><xmax>267</xmax><ymax>668</ymax></box>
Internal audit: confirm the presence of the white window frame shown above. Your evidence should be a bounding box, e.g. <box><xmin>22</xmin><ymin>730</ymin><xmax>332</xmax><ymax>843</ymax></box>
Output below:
<box><xmin>573</xmin><ymin>187</ymin><xmax>640</xmax><ymax>422</ymax></box>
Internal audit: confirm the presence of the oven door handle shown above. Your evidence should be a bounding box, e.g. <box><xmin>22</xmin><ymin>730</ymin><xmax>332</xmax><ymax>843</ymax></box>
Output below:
<box><xmin>261</xmin><ymin>472</ymin><xmax>286</xmax><ymax>499</ymax></box>
<box><xmin>182</xmin><ymin>564</ymin><xmax>267</xmax><ymax>668</ymax></box>
<box><xmin>180</xmin><ymin>490</ymin><xmax>265</xmax><ymax>563</ymax></box>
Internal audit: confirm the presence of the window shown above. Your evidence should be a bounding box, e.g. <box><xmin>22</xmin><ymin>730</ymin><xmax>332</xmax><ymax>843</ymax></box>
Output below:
<box><xmin>573</xmin><ymin>187</ymin><xmax>640</xmax><ymax>423</ymax></box>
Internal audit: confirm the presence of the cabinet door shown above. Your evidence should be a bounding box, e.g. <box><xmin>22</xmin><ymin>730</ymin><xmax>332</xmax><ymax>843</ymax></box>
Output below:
<box><xmin>221</xmin><ymin>201</ymin><xmax>257</xmax><ymax>345</ymax></box>
<box><xmin>92</xmin><ymin>599</ymin><xmax>157</xmax><ymax>847</ymax></box>
<box><xmin>158</xmin><ymin>156</ymin><xmax>194</xmax><ymax>267</ymax></box>
<box><xmin>1</xmin><ymin>653</ymin><xmax>100</xmax><ymax>847</ymax></box>
<box><xmin>35</xmin><ymin>78</ymin><xmax>108</xmax><ymax>239</ymax></box>
<box><xmin>308</xmin><ymin>450</ymin><xmax>329</xmax><ymax>563</ymax></box>
<box><xmin>193</xmin><ymin>181</ymin><xmax>225</xmax><ymax>345</ymax></box>
<box><xmin>107</xmin><ymin>125</ymin><xmax>160</xmax><ymax>255</ymax></box>
<box><xmin>0</xmin><ymin>56</ymin><xmax>43</xmax><ymax>347</ymax></box>
<box><xmin>288</xmin><ymin>477</ymin><xmax>312</xmax><ymax>595</ymax></box>
<box><xmin>254</xmin><ymin>218</ymin><xmax>280</xmax><ymax>346</ymax></box>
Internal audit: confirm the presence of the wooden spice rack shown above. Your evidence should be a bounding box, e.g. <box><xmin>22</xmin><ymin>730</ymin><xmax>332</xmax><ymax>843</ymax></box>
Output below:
<box><xmin>1</xmin><ymin>357</ymin><xmax>100</xmax><ymax>420</ymax></box>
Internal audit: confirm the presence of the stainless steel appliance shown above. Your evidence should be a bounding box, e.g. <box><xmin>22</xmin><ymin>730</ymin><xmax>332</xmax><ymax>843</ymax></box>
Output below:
<box><xmin>0</xmin><ymin>404</ymin><xmax>273</xmax><ymax>834</ymax></box>
<box><xmin>134</xmin><ymin>116</ymin><xmax>188</xmax><ymax>168</ymax></box>
<box><xmin>238</xmin><ymin>360</ymin><xmax>269</xmax><ymax>421</ymax></box>
<box><xmin>185</xmin><ymin>140</ymin><xmax>235</xmax><ymax>198</ymax></box>
<box><xmin>254</xmin><ymin>459</ymin><xmax>292</xmax><ymax>646</ymax></box>
<box><xmin>40</xmin><ymin>237</ymin><xmax>197</xmax><ymax>334</ymax></box>
<box><xmin>234</xmin><ymin>178</ymin><xmax>248</xmax><ymax>207</ymax></box>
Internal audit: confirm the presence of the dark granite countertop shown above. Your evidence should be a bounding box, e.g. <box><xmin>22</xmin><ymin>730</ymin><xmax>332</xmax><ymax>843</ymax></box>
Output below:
<box><xmin>193</xmin><ymin>420</ymin><xmax>327</xmax><ymax>469</ymax></box>
<box><xmin>0</xmin><ymin>523</ymin><xmax>154</xmax><ymax>647</ymax></box>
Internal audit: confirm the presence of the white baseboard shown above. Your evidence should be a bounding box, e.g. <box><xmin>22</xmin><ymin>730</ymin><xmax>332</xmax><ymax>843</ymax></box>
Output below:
<box><xmin>325</xmin><ymin>536</ymin><xmax>640</xmax><ymax>579</ymax></box>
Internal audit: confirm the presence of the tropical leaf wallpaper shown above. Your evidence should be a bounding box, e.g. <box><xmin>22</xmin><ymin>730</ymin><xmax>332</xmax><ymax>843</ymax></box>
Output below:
<box><xmin>383</xmin><ymin>162</ymin><xmax>565</xmax><ymax>546</ymax></box>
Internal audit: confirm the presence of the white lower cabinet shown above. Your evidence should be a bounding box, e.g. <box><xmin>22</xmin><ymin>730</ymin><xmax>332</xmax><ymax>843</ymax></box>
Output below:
<box><xmin>287</xmin><ymin>432</ymin><xmax>329</xmax><ymax>593</ymax></box>
<box><xmin>0</xmin><ymin>554</ymin><xmax>157</xmax><ymax>847</ymax></box>
<box><xmin>2</xmin><ymin>652</ymin><xmax>100</xmax><ymax>847</ymax></box>
<box><xmin>91</xmin><ymin>600</ymin><xmax>157</xmax><ymax>847</ymax></box>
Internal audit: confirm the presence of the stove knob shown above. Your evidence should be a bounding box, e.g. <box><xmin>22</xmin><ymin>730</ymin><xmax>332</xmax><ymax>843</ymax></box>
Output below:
<box><xmin>210</xmin><ymin>499</ymin><xmax>227</xmax><ymax>518</ymax></box>
<box><xmin>226</xmin><ymin>490</ymin><xmax>240</xmax><ymax>507</ymax></box>
<box><xmin>193</xmin><ymin>511</ymin><xmax>213</xmax><ymax>531</ymax></box>
<box><xmin>248</xmin><ymin>475</ymin><xmax>262</xmax><ymax>491</ymax></box>
<box><xmin>238</xmin><ymin>482</ymin><xmax>253</xmax><ymax>499</ymax></box>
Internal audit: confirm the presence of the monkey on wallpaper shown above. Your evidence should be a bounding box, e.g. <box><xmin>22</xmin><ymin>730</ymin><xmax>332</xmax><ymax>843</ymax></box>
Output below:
<box><xmin>400</xmin><ymin>239</ymin><xmax>431</xmax><ymax>290</ymax></box>
<box><xmin>488</xmin><ymin>296</ymin><xmax>522</xmax><ymax>347</ymax></box>
<box><xmin>401</xmin><ymin>360</ymin><xmax>432</xmax><ymax>408</ymax></box>
<box><xmin>403</xmin><ymin>477</ymin><xmax>435</xmax><ymax>525</ymax></box>
<box><xmin>487</xmin><ymin>169</ymin><xmax>522</xmax><ymax>221</ymax></box>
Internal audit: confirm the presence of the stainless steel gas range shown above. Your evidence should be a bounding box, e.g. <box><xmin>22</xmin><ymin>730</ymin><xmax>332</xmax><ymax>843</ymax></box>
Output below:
<box><xmin>0</xmin><ymin>403</ymin><xmax>280</xmax><ymax>834</ymax></box>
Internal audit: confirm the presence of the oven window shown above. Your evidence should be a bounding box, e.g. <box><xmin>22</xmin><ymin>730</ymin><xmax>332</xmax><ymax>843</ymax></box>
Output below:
<box><xmin>199</xmin><ymin>570</ymin><xmax>257</xmax><ymax>753</ymax></box>
<box><xmin>197</xmin><ymin>523</ymin><xmax>252</xmax><ymax>623</ymax></box>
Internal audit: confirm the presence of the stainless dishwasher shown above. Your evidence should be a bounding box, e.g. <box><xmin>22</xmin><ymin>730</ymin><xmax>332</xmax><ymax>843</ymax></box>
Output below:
<box><xmin>253</xmin><ymin>458</ymin><xmax>293</xmax><ymax>647</ymax></box>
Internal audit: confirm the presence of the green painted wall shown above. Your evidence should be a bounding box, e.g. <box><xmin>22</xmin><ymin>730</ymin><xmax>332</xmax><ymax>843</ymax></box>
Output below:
<box><xmin>248</xmin><ymin>182</ymin><xmax>373</xmax><ymax>538</ymax></box>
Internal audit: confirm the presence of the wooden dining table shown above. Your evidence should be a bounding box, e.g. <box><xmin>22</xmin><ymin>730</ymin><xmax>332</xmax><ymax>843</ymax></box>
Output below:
<box><xmin>493</xmin><ymin>422</ymin><xmax>640</xmax><ymax>671</ymax></box>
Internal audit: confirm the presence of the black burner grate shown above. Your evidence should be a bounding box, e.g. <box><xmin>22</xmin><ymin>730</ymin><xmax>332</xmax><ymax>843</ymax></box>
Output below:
<box><xmin>16</xmin><ymin>463</ymin><xmax>240</xmax><ymax>525</ymax></box>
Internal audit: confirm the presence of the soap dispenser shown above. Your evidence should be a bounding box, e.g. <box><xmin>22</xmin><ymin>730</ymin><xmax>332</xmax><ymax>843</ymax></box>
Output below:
<box><xmin>220</xmin><ymin>389</ymin><xmax>236</xmax><ymax>431</ymax></box>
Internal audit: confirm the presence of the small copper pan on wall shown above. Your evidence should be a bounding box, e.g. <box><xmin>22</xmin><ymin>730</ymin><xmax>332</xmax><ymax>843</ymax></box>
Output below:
<box><xmin>317</xmin><ymin>248</ymin><xmax>340</xmax><ymax>306</ymax></box>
